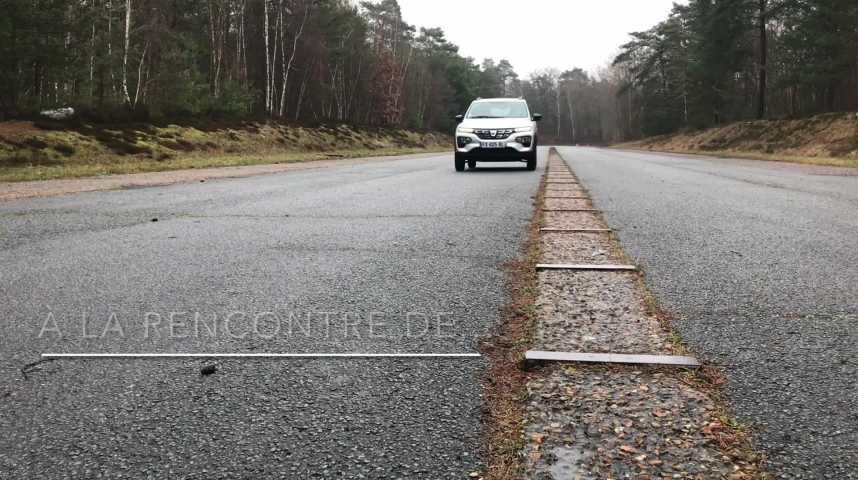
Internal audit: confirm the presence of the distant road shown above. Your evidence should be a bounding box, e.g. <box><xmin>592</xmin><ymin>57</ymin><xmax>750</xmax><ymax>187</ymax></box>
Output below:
<box><xmin>0</xmin><ymin>152</ymin><xmax>542</xmax><ymax>478</ymax></box>
<box><xmin>559</xmin><ymin>147</ymin><xmax>858</xmax><ymax>479</ymax></box>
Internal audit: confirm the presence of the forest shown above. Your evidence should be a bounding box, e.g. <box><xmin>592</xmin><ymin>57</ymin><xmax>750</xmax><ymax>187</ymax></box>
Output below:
<box><xmin>1</xmin><ymin>0</ymin><xmax>857</xmax><ymax>144</ymax></box>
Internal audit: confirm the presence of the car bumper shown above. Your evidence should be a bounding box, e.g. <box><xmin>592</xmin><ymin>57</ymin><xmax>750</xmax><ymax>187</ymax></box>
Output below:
<box><xmin>457</xmin><ymin>147</ymin><xmax>533</xmax><ymax>160</ymax></box>
<box><xmin>455</xmin><ymin>135</ymin><xmax>535</xmax><ymax>158</ymax></box>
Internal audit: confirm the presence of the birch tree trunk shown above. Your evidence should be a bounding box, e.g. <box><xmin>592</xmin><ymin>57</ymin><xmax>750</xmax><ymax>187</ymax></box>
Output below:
<box><xmin>121</xmin><ymin>0</ymin><xmax>132</xmax><ymax>106</ymax></box>
<box><xmin>263</xmin><ymin>0</ymin><xmax>271</xmax><ymax>113</ymax></box>
<box><xmin>89</xmin><ymin>0</ymin><xmax>97</xmax><ymax>102</ymax></box>
<box><xmin>279</xmin><ymin>3</ymin><xmax>310</xmax><ymax>117</ymax></box>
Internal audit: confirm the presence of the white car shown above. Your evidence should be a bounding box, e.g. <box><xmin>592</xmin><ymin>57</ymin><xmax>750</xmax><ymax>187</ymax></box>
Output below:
<box><xmin>453</xmin><ymin>98</ymin><xmax>542</xmax><ymax>172</ymax></box>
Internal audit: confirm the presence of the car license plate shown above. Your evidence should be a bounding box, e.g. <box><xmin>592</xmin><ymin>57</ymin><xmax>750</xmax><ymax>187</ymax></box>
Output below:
<box><xmin>480</xmin><ymin>141</ymin><xmax>505</xmax><ymax>149</ymax></box>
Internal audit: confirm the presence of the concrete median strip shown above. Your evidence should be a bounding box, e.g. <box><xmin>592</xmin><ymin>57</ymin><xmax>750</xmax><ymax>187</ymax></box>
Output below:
<box><xmin>517</xmin><ymin>147</ymin><xmax>764</xmax><ymax>478</ymax></box>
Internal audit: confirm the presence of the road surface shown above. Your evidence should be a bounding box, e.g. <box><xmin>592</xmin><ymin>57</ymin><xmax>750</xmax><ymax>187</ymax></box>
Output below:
<box><xmin>0</xmin><ymin>152</ymin><xmax>543</xmax><ymax>478</ymax></box>
<box><xmin>558</xmin><ymin>147</ymin><xmax>858</xmax><ymax>479</ymax></box>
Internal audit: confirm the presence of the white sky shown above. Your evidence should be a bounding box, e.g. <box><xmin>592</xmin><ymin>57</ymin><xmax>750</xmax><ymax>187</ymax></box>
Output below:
<box><xmin>394</xmin><ymin>0</ymin><xmax>681</xmax><ymax>79</ymax></box>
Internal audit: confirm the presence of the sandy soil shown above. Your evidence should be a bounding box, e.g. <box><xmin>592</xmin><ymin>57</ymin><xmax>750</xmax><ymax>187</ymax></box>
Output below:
<box><xmin>0</xmin><ymin>152</ymin><xmax>441</xmax><ymax>201</ymax></box>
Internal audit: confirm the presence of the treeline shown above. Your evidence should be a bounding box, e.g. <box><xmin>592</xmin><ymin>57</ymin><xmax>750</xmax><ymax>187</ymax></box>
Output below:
<box><xmin>2</xmin><ymin>0</ymin><xmax>855</xmax><ymax>142</ymax></box>
<box><xmin>515</xmin><ymin>0</ymin><xmax>858</xmax><ymax>144</ymax></box>
<box><xmin>611</xmin><ymin>0</ymin><xmax>858</xmax><ymax>138</ymax></box>
<box><xmin>0</xmin><ymin>0</ymin><xmax>525</xmax><ymax>131</ymax></box>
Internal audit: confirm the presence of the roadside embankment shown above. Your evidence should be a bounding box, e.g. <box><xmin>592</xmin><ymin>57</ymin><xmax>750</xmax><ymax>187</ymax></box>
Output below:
<box><xmin>617</xmin><ymin>112</ymin><xmax>858</xmax><ymax>168</ymax></box>
<box><xmin>0</xmin><ymin>120</ymin><xmax>449</xmax><ymax>182</ymax></box>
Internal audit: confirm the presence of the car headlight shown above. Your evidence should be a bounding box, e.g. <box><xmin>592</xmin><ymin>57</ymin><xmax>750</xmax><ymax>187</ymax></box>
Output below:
<box><xmin>515</xmin><ymin>127</ymin><xmax>534</xmax><ymax>133</ymax></box>
<box><xmin>457</xmin><ymin>127</ymin><xmax>474</xmax><ymax>133</ymax></box>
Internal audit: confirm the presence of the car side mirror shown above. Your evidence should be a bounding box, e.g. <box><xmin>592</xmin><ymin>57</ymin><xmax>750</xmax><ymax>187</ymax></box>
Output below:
<box><xmin>532</xmin><ymin>113</ymin><xmax>543</xmax><ymax>121</ymax></box>
<box><xmin>455</xmin><ymin>114</ymin><xmax>464</xmax><ymax>123</ymax></box>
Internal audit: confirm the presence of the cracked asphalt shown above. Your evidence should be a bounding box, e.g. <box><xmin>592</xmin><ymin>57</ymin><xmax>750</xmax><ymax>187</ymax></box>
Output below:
<box><xmin>558</xmin><ymin>147</ymin><xmax>858</xmax><ymax>479</ymax></box>
<box><xmin>0</xmin><ymin>152</ymin><xmax>543</xmax><ymax>478</ymax></box>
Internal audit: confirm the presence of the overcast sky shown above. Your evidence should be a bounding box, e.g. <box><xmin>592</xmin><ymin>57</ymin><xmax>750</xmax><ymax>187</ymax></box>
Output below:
<box><xmin>394</xmin><ymin>0</ymin><xmax>681</xmax><ymax>79</ymax></box>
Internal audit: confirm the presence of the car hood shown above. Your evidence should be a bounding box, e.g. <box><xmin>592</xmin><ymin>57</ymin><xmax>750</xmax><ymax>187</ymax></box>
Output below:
<box><xmin>458</xmin><ymin>118</ymin><xmax>533</xmax><ymax>130</ymax></box>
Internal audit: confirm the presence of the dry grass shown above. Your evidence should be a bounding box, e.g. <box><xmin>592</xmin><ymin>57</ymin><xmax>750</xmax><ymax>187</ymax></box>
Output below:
<box><xmin>0</xmin><ymin>120</ymin><xmax>449</xmax><ymax>182</ymax></box>
<box><xmin>479</xmin><ymin>161</ymin><xmax>546</xmax><ymax>480</ymax></box>
<box><xmin>616</xmin><ymin>112</ymin><xmax>858</xmax><ymax>168</ymax></box>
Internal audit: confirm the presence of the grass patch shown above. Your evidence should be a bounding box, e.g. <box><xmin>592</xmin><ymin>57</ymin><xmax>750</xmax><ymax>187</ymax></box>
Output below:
<box><xmin>0</xmin><ymin>120</ymin><xmax>450</xmax><ymax>182</ymax></box>
<box><xmin>0</xmin><ymin>147</ymin><xmax>445</xmax><ymax>183</ymax></box>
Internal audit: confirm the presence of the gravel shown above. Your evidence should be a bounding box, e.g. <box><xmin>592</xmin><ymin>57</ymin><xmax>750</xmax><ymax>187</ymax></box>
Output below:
<box><xmin>524</xmin><ymin>366</ymin><xmax>757</xmax><ymax>480</ymax></box>
<box><xmin>542</xmin><ymin>211</ymin><xmax>606</xmax><ymax>230</ymax></box>
<box><xmin>534</xmin><ymin>271</ymin><xmax>671</xmax><ymax>354</ymax></box>
<box><xmin>539</xmin><ymin>232</ymin><xmax>621</xmax><ymax>265</ymax></box>
<box><xmin>543</xmin><ymin>199</ymin><xmax>592</xmax><ymax>210</ymax></box>
<box><xmin>544</xmin><ymin>186</ymin><xmax>587</xmax><ymax>196</ymax></box>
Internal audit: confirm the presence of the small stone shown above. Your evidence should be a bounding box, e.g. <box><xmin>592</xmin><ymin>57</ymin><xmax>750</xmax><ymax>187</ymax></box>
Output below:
<box><xmin>200</xmin><ymin>364</ymin><xmax>217</xmax><ymax>376</ymax></box>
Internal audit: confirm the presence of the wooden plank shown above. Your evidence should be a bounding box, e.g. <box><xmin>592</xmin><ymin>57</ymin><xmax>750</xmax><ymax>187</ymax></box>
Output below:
<box><xmin>525</xmin><ymin>350</ymin><xmax>701</xmax><ymax>368</ymax></box>
<box><xmin>536</xmin><ymin>263</ymin><xmax>637</xmax><ymax>271</ymax></box>
<box><xmin>542</xmin><ymin>208</ymin><xmax>599</xmax><ymax>213</ymax></box>
<box><xmin>540</xmin><ymin>228</ymin><xmax>611</xmax><ymax>233</ymax></box>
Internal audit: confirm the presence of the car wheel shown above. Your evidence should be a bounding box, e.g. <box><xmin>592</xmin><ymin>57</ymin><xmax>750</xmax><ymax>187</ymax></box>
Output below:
<box><xmin>525</xmin><ymin>149</ymin><xmax>537</xmax><ymax>171</ymax></box>
<box><xmin>468</xmin><ymin>159</ymin><xmax>477</xmax><ymax>170</ymax></box>
<box><xmin>454</xmin><ymin>153</ymin><xmax>466</xmax><ymax>172</ymax></box>
<box><xmin>526</xmin><ymin>157</ymin><xmax>537</xmax><ymax>171</ymax></box>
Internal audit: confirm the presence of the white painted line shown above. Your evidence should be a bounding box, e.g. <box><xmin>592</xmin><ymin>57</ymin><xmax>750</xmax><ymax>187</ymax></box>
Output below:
<box><xmin>536</xmin><ymin>264</ymin><xmax>637</xmax><ymax>271</ymax></box>
<box><xmin>525</xmin><ymin>350</ymin><xmax>701</xmax><ymax>367</ymax></box>
<box><xmin>540</xmin><ymin>228</ymin><xmax>611</xmax><ymax>233</ymax></box>
<box><xmin>42</xmin><ymin>353</ymin><xmax>482</xmax><ymax>359</ymax></box>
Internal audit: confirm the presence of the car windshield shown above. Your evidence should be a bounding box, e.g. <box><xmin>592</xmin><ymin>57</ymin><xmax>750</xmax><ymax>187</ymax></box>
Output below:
<box><xmin>466</xmin><ymin>101</ymin><xmax>529</xmax><ymax>119</ymax></box>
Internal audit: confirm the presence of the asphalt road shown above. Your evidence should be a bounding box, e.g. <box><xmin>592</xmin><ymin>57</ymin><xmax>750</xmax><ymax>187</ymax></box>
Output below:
<box><xmin>558</xmin><ymin>147</ymin><xmax>858</xmax><ymax>479</ymax></box>
<box><xmin>0</xmin><ymin>152</ymin><xmax>543</xmax><ymax>478</ymax></box>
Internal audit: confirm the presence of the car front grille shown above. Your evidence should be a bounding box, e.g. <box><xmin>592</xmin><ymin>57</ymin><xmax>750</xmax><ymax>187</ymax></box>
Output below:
<box><xmin>475</xmin><ymin>129</ymin><xmax>514</xmax><ymax>140</ymax></box>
